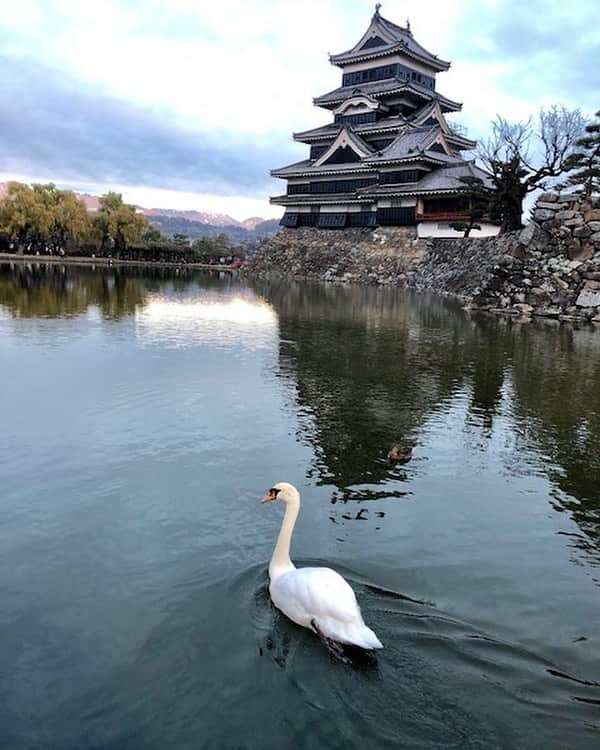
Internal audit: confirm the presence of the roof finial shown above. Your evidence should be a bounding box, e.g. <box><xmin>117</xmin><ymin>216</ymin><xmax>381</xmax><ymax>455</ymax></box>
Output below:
<box><xmin>406</xmin><ymin>17</ymin><xmax>411</xmax><ymax>33</ymax></box>
<box><xmin>374</xmin><ymin>3</ymin><xmax>382</xmax><ymax>16</ymax></box>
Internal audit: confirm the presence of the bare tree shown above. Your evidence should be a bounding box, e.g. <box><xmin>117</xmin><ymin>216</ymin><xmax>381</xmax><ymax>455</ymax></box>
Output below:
<box><xmin>478</xmin><ymin>106</ymin><xmax>585</xmax><ymax>232</ymax></box>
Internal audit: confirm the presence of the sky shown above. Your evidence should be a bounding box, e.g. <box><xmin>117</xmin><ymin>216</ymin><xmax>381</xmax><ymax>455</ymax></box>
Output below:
<box><xmin>0</xmin><ymin>0</ymin><xmax>598</xmax><ymax>220</ymax></box>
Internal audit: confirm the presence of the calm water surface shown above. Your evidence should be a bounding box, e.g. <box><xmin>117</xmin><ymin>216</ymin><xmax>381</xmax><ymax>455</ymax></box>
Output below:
<box><xmin>1</xmin><ymin>262</ymin><xmax>599</xmax><ymax>749</ymax></box>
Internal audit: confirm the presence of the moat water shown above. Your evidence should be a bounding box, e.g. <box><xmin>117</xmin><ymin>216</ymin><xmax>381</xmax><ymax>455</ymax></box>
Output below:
<box><xmin>1</xmin><ymin>262</ymin><xmax>599</xmax><ymax>749</ymax></box>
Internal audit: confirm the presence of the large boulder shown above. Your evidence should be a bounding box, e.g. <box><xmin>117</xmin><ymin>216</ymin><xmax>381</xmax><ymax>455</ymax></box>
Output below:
<box><xmin>576</xmin><ymin>280</ymin><xmax>600</xmax><ymax>307</ymax></box>
<box><xmin>533</xmin><ymin>208</ymin><xmax>557</xmax><ymax>222</ymax></box>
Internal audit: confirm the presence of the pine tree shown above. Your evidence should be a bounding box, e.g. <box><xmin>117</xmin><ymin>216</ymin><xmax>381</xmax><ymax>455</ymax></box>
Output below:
<box><xmin>450</xmin><ymin>175</ymin><xmax>495</xmax><ymax>237</ymax></box>
<box><xmin>563</xmin><ymin>110</ymin><xmax>600</xmax><ymax>197</ymax></box>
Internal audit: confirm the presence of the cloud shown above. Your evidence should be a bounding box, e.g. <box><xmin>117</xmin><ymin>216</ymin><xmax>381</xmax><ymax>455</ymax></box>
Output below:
<box><xmin>0</xmin><ymin>56</ymin><xmax>298</xmax><ymax>198</ymax></box>
<box><xmin>452</xmin><ymin>0</ymin><xmax>600</xmax><ymax>116</ymax></box>
<box><xmin>0</xmin><ymin>0</ymin><xmax>598</xmax><ymax>214</ymax></box>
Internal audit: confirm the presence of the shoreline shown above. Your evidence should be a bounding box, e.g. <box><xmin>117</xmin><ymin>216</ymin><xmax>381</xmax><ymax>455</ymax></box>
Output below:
<box><xmin>0</xmin><ymin>253</ymin><xmax>238</xmax><ymax>272</ymax></box>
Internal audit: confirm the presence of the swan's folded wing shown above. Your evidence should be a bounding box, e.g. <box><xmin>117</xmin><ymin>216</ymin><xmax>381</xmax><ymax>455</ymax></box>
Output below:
<box><xmin>273</xmin><ymin>567</ymin><xmax>361</xmax><ymax>623</ymax></box>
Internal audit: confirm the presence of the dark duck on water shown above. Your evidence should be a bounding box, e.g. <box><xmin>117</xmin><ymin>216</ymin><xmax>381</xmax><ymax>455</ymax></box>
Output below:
<box><xmin>388</xmin><ymin>445</ymin><xmax>413</xmax><ymax>463</ymax></box>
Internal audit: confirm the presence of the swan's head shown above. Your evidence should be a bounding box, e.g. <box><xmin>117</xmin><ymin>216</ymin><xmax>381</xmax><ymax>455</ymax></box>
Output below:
<box><xmin>261</xmin><ymin>482</ymin><xmax>300</xmax><ymax>506</ymax></box>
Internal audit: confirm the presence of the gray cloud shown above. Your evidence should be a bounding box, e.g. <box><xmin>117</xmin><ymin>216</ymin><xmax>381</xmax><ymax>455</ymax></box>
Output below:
<box><xmin>0</xmin><ymin>56</ymin><xmax>298</xmax><ymax>196</ymax></box>
<box><xmin>456</xmin><ymin>1</ymin><xmax>600</xmax><ymax>112</ymax></box>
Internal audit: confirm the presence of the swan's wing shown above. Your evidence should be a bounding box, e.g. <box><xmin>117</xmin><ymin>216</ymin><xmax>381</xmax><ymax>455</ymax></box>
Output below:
<box><xmin>271</xmin><ymin>567</ymin><xmax>360</xmax><ymax>624</ymax></box>
<box><xmin>271</xmin><ymin>567</ymin><xmax>383</xmax><ymax>648</ymax></box>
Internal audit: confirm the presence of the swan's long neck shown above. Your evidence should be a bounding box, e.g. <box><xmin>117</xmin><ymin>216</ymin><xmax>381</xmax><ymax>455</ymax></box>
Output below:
<box><xmin>269</xmin><ymin>499</ymin><xmax>299</xmax><ymax>580</ymax></box>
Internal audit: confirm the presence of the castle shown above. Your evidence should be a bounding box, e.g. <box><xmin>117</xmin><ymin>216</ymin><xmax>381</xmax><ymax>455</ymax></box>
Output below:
<box><xmin>270</xmin><ymin>6</ymin><xmax>498</xmax><ymax>237</ymax></box>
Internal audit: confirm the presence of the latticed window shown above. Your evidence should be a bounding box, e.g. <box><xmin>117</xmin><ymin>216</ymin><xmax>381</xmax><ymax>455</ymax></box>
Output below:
<box><xmin>317</xmin><ymin>213</ymin><xmax>347</xmax><ymax>228</ymax></box>
<box><xmin>309</xmin><ymin>178</ymin><xmax>377</xmax><ymax>194</ymax></box>
<box><xmin>342</xmin><ymin>64</ymin><xmax>435</xmax><ymax>90</ymax></box>
<box><xmin>379</xmin><ymin>170</ymin><xmax>422</xmax><ymax>185</ymax></box>
<box><xmin>376</xmin><ymin>207</ymin><xmax>416</xmax><ymax>225</ymax></box>
<box><xmin>280</xmin><ymin>213</ymin><xmax>299</xmax><ymax>227</ymax></box>
<box><xmin>287</xmin><ymin>183</ymin><xmax>310</xmax><ymax>195</ymax></box>
<box><xmin>334</xmin><ymin>112</ymin><xmax>378</xmax><ymax>126</ymax></box>
<box><xmin>298</xmin><ymin>213</ymin><xmax>319</xmax><ymax>227</ymax></box>
<box><xmin>348</xmin><ymin>212</ymin><xmax>377</xmax><ymax>227</ymax></box>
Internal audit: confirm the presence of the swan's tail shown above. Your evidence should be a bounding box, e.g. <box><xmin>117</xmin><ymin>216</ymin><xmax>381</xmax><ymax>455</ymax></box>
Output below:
<box><xmin>323</xmin><ymin>618</ymin><xmax>383</xmax><ymax>649</ymax></box>
<box><xmin>352</xmin><ymin>624</ymin><xmax>383</xmax><ymax>650</ymax></box>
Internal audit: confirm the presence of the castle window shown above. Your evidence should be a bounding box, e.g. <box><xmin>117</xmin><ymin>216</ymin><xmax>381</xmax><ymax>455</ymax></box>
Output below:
<box><xmin>318</xmin><ymin>213</ymin><xmax>347</xmax><ymax>228</ymax></box>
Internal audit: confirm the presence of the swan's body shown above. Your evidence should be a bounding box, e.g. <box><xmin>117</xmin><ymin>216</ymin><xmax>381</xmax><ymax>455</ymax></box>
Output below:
<box><xmin>262</xmin><ymin>482</ymin><xmax>383</xmax><ymax>650</ymax></box>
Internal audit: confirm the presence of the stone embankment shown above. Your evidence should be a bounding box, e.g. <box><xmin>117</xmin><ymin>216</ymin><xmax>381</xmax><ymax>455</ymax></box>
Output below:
<box><xmin>416</xmin><ymin>193</ymin><xmax>600</xmax><ymax>322</ymax></box>
<box><xmin>249</xmin><ymin>193</ymin><xmax>600</xmax><ymax>322</ymax></box>
<box><xmin>249</xmin><ymin>226</ymin><xmax>425</xmax><ymax>286</ymax></box>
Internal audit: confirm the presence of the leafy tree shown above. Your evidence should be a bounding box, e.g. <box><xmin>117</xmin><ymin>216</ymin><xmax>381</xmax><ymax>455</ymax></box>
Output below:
<box><xmin>0</xmin><ymin>182</ymin><xmax>46</xmax><ymax>249</ymax></box>
<box><xmin>172</xmin><ymin>233</ymin><xmax>190</xmax><ymax>247</ymax></box>
<box><xmin>450</xmin><ymin>176</ymin><xmax>495</xmax><ymax>238</ymax></box>
<box><xmin>478</xmin><ymin>106</ymin><xmax>585</xmax><ymax>232</ymax></box>
<box><xmin>562</xmin><ymin>109</ymin><xmax>600</xmax><ymax>197</ymax></box>
<box><xmin>29</xmin><ymin>184</ymin><xmax>91</xmax><ymax>250</ymax></box>
<box><xmin>93</xmin><ymin>192</ymin><xmax>148</xmax><ymax>253</ymax></box>
<box><xmin>141</xmin><ymin>224</ymin><xmax>166</xmax><ymax>244</ymax></box>
<box><xmin>191</xmin><ymin>233</ymin><xmax>233</xmax><ymax>261</ymax></box>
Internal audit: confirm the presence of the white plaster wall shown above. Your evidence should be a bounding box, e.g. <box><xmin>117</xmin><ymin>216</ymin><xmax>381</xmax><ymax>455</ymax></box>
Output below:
<box><xmin>321</xmin><ymin>204</ymin><xmax>349</xmax><ymax>213</ymax></box>
<box><xmin>380</xmin><ymin>198</ymin><xmax>418</xmax><ymax>207</ymax></box>
<box><xmin>417</xmin><ymin>222</ymin><xmax>501</xmax><ymax>239</ymax></box>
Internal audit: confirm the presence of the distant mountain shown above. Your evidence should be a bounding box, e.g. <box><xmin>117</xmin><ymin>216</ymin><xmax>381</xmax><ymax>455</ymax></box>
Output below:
<box><xmin>0</xmin><ymin>182</ymin><xmax>281</xmax><ymax>242</ymax></box>
<box><xmin>142</xmin><ymin>208</ymin><xmax>241</xmax><ymax>227</ymax></box>
<box><xmin>241</xmin><ymin>216</ymin><xmax>268</xmax><ymax>230</ymax></box>
<box><xmin>146</xmin><ymin>214</ymin><xmax>279</xmax><ymax>243</ymax></box>
<box><xmin>141</xmin><ymin>209</ymin><xmax>280</xmax><ymax>239</ymax></box>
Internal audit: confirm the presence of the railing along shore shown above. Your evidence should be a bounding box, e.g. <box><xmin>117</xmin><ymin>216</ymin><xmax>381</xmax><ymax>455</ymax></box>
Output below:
<box><xmin>0</xmin><ymin>253</ymin><xmax>239</xmax><ymax>272</ymax></box>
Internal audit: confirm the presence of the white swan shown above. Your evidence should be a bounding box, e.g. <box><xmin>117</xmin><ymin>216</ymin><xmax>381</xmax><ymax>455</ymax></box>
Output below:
<box><xmin>261</xmin><ymin>482</ymin><xmax>383</xmax><ymax>651</ymax></box>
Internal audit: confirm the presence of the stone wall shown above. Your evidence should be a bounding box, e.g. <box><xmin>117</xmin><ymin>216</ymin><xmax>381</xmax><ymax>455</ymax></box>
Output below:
<box><xmin>248</xmin><ymin>193</ymin><xmax>600</xmax><ymax>322</ymax></box>
<box><xmin>249</xmin><ymin>226</ymin><xmax>425</xmax><ymax>285</ymax></box>
<box><xmin>421</xmin><ymin>193</ymin><xmax>600</xmax><ymax>322</ymax></box>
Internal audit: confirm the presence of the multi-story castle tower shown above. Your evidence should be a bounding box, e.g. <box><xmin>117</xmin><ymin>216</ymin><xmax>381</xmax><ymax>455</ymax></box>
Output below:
<box><xmin>270</xmin><ymin>6</ymin><xmax>498</xmax><ymax>237</ymax></box>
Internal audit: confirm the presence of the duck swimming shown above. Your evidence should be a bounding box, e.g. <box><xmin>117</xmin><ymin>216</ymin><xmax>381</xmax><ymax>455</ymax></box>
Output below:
<box><xmin>388</xmin><ymin>444</ymin><xmax>413</xmax><ymax>462</ymax></box>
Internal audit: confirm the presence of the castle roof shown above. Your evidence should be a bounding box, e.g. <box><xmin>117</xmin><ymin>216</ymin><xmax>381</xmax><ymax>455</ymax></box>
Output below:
<box><xmin>294</xmin><ymin>115</ymin><xmax>409</xmax><ymax>143</ymax></box>
<box><xmin>270</xmin><ymin>149</ymin><xmax>453</xmax><ymax>179</ymax></box>
<box><xmin>329</xmin><ymin>10</ymin><xmax>450</xmax><ymax>72</ymax></box>
<box><xmin>314</xmin><ymin>79</ymin><xmax>461</xmax><ymax>112</ymax></box>
<box><xmin>270</xmin><ymin>161</ymin><xmax>493</xmax><ymax>206</ymax></box>
<box><xmin>358</xmin><ymin>161</ymin><xmax>494</xmax><ymax>197</ymax></box>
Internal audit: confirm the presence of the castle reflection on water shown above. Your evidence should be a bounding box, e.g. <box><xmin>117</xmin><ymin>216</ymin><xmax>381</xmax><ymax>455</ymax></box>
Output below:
<box><xmin>1</xmin><ymin>261</ymin><xmax>599</xmax><ymax>573</ymax></box>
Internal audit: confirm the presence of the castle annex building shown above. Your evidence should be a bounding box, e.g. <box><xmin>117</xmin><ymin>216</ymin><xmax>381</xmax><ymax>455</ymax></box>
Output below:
<box><xmin>270</xmin><ymin>6</ymin><xmax>499</xmax><ymax>238</ymax></box>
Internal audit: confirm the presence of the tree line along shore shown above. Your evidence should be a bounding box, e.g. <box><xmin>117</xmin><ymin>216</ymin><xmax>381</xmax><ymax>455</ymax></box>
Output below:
<box><xmin>0</xmin><ymin>183</ymin><xmax>245</xmax><ymax>265</ymax></box>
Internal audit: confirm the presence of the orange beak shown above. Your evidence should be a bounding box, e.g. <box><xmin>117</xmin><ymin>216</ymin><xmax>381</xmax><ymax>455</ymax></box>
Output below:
<box><xmin>261</xmin><ymin>489</ymin><xmax>277</xmax><ymax>504</ymax></box>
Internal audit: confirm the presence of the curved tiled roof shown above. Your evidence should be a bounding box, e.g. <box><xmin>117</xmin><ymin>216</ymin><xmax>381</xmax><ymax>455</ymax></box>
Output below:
<box><xmin>329</xmin><ymin>12</ymin><xmax>450</xmax><ymax>72</ymax></box>
<box><xmin>293</xmin><ymin>115</ymin><xmax>409</xmax><ymax>143</ymax></box>
<box><xmin>357</xmin><ymin>162</ymin><xmax>494</xmax><ymax>197</ymax></box>
<box><xmin>314</xmin><ymin>79</ymin><xmax>461</xmax><ymax>112</ymax></box>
